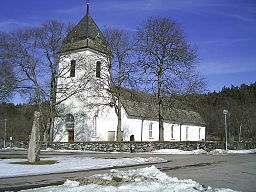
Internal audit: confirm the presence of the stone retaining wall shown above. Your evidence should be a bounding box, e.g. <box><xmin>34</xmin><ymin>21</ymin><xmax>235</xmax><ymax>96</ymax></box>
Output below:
<box><xmin>49</xmin><ymin>141</ymin><xmax>256</xmax><ymax>152</ymax></box>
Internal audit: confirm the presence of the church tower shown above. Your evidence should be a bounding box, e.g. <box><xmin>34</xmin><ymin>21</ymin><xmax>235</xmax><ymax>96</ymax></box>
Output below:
<box><xmin>54</xmin><ymin>2</ymin><xmax>113</xmax><ymax>142</ymax></box>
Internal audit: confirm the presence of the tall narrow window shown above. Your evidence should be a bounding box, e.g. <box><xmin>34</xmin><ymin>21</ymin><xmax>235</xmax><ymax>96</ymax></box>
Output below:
<box><xmin>186</xmin><ymin>127</ymin><xmax>189</xmax><ymax>140</ymax></box>
<box><xmin>65</xmin><ymin>114</ymin><xmax>74</xmax><ymax>130</ymax></box>
<box><xmin>96</xmin><ymin>61</ymin><xmax>101</xmax><ymax>78</ymax></box>
<box><xmin>171</xmin><ymin>125</ymin><xmax>174</xmax><ymax>139</ymax></box>
<box><xmin>70</xmin><ymin>60</ymin><xmax>76</xmax><ymax>77</ymax></box>
<box><xmin>199</xmin><ymin>128</ymin><xmax>201</xmax><ymax>140</ymax></box>
<box><xmin>65</xmin><ymin>114</ymin><xmax>74</xmax><ymax>142</ymax></box>
<box><xmin>149</xmin><ymin>122</ymin><xmax>153</xmax><ymax>138</ymax></box>
<box><xmin>93</xmin><ymin>115</ymin><xmax>97</xmax><ymax>137</ymax></box>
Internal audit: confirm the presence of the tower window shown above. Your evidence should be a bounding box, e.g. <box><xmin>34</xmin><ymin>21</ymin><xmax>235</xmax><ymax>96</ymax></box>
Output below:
<box><xmin>149</xmin><ymin>122</ymin><xmax>153</xmax><ymax>138</ymax></box>
<box><xmin>70</xmin><ymin>60</ymin><xmax>76</xmax><ymax>77</ymax></box>
<box><xmin>96</xmin><ymin>61</ymin><xmax>101</xmax><ymax>78</ymax></box>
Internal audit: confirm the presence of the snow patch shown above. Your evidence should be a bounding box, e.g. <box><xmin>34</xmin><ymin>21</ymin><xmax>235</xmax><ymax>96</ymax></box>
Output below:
<box><xmin>152</xmin><ymin>149</ymin><xmax>208</xmax><ymax>154</ymax></box>
<box><xmin>63</xmin><ymin>179</ymin><xmax>80</xmax><ymax>187</ymax></box>
<box><xmin>20</xmin><ymin>166</ymin><xmax>239</xmax><ymax>192</ymax></box>
<box><xmin>152</xmin><ymin>148</ymin><xmax>256</xmax><ymax>155</ymax></box>
<box><xmin>227</xmin><ymin>149</ymin><xmax>256</xmax><ymax>154</ymax></box>
<box><xmin>208</xmin><ymin>149</ymin><xmax>228</xmax><ymax>155</ymax></box>
<box><xmin>0</xmin><ymin>157</ymin><xmax>166</xmax><ymax>178</ymax></box>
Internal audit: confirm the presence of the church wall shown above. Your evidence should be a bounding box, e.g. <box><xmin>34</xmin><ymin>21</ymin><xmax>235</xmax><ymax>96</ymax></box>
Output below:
<box><xmin>93</xmin><ymin>106</ymin><xmax>118</xmax><ymax>141</ymax></box>
<box><xmin>121</xmin><ymin>116</ymin><xmax>206</xmax><ymax>142</ymax></box>
<box><xmin>141</xmin><ymin>120</ymin><xmax>159</xmax><ymax>141</ymax></box>
<box><xmin>180</xmin><ymin>125</ymin><xmax>205</xmax><ymax>141</ymax></box>
<box><xmin>121</xmin><ymin>117</ymin><xmax>205</xmax><ymax>142</ymax></box>
<box><xmin>53</xmin><ymin>117</ymin><xmax>67</xmax><ymax>142</ymax></box>
<box><xmin>163</xmin><ymin>123</ymin><xmax>181</xmax><ymax>141</ymax></box>
<box><xmin>122</xmin><ymin>118</ymin><xmax>142</xmax><ymax>141</ymax></box>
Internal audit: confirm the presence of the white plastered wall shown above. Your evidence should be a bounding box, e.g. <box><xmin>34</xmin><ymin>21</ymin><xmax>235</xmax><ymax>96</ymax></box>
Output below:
<box><xmin>121</xmin><ymin>115</ymin><xmax>206</xmax><ymax>142</ymax></box>
<box><xmin>54</xmin><ymin>48</ymin><xmax>112</xmax><ymax>142</ymax></box>
<box><xmin>180</xmin><ymin>124</ymin><xmax>205</xmax><ymax>141</ymax></box>
<box><xmin>54</xmin><ymin>48</ymin><xmax>206</xmax><ymax>142</ymax></box>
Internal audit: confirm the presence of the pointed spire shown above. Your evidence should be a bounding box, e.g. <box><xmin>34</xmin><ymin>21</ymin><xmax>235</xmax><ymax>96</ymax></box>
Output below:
<box><xmin>61</xmin><ymin>0</ymin><xmax>109</xmax><ymax>54</ymax></box>
<box><xmin>86</xmin><ymin>0</ymin><xmax>90</xmax><ymax>15</ymax></box>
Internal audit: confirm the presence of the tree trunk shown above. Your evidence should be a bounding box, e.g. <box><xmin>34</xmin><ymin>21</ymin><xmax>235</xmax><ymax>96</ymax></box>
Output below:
<box><xmin>49</xmin><ymin>73</ymin><xmax>57</xmax><ymax>142</ymax></box>
<box><xmin>159</xmin><ymin>101</ymin><xmax>164</xmax><ymax>141</ymax></box>
<box><xmin>28</xmin><ymin>111</ymin><xmax>41</xmax><ymax>162</ymax></box>
<box><xmin>158</xmin><ymin>65</ymin><xmax>164</xmax><ymax>141</ymax></box>
<box><xmin>239</xmin><ymin>123</ymin><xmax>242</xmax><ymax>142</ymax></box>
<box><xmin>116</xmin><ymin>95</ymin><xmax>122</xmax><ymax>141</ymax></box>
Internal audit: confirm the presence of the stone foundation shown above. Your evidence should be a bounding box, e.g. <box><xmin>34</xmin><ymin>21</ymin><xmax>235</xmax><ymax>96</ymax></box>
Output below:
<box><xmin>49</xmin><ymin>141</ymin><xmax>256</xmax><ymax>152</ymax></box>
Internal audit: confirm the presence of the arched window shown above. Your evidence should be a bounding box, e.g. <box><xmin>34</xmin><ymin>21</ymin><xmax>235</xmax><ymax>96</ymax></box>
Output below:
<box><xmin>130</xmin><ymin>135</ymin><xmax>135</xmax><ymax>141</ymax></box>
<box><xmin>65</xmin><ymin>114</ymin><xmax>74</xmax><ymax>130</ymax></box>
<box><xmin>92</xmin><ymin>115</ymin><xmax>97</xmax><ymax>137</ymax></box>
<box><xmin>199</xmin><ymin>128</ymin><xmax>201</xmax><ymax>140</ymax></box>
<box><xmin>70</xmin><ymin>60</ymin><xmax>76</xmax><ymax>77</ymax></box>
<box><xmin>96</xmin><ymin>61</ymin><xmax>101</xmax><ymax>78</ymax></box>
<box><xmin>149</xmin><ymin>122</ymin><xmax>153</xmax><ymax>138</ymax></box>
<box><xmin>171</xmin><ymin>125</ymin><xmax>174</xmax><ymax>139</ymax></box>
<box><xmin>186</xmin><ymin>127</ymin><xmax>189</xmax><ymax>140</ymax></box>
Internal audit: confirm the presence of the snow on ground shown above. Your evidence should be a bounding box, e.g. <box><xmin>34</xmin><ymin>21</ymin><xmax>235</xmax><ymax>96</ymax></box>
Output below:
<box><xmin>152</xmin><ymin>148</ymin><xmax>256</xmax><ymax>155</ymax></box>
<box><xmin>42</xmin><ymin>148</ymin><xmax>256</xmax><ymax>155</ymax></box>
<box><xmin>0</xmin><ymin>157</ymin><xmax>166</xmax><ymax>178</ymax></box>
<box><xmin>208</xmin><ymin>148</ymin><xmax>256</xmax><ymax>155</ymax></box>
<box><xmin>221</xmin><ymin>148</ymin><xmax>256</xmax><ymax>154</ymax></box>
<box><xmin>152</xmin><ymin>149</ymin><xmax>208</xmax><ymax>154</ymax></box>
<box><xmin>20</xmin><ymin>166</ymin><xmax>238</xmax><ymax>192</ymax></box>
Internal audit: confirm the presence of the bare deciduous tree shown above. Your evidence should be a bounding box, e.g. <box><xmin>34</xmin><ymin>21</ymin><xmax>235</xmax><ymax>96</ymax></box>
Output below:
<box><xmin>2</xmin><ymin>20</ymin><xmax>91</xmax><ymax>144</ymax></box>
<box><xmin>135</xmin><ymin>17</ymin><xmax>205</xmax><ymax>141</ymax></box>
<box><xmin>104</xmin><ymin>27</ymin><xmax>135</xmax><ymax>141</ymax></box>
<box><xmin>0</xmin><ymin>32</ymin><xmax>16</xmax><ymax>101</ymax></box>
<box><xmin>36</xmin><ymin>20</ymin><xmax>68</xmax><ymax>142</ymax></box>
<box><xmin>0</xmin><ymin>61</ymin><xmax>16</xmax><ymax>101</ymax></box>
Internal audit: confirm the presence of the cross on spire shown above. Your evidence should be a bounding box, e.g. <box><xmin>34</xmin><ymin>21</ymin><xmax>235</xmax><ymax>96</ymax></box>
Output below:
<box><xmin>86</xmin><ymin>0</ymin><xmax>90</xmax><ymax>15</ymax></box>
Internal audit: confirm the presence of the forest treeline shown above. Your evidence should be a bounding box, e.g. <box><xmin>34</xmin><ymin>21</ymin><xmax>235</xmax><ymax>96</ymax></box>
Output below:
<box><xmin>0</xmin><ymin>103</ymin><xmax>37</xmax><ymax>142</ymax></box>
<box><xmin>190</xmin><ymin>82</ymin><xmax>256</xmax><ymax>142</ymax></box>
<box><xmin>0</xmin><ymin>82</ymin><xmax>255</xmax><ymax>142</ymax></box>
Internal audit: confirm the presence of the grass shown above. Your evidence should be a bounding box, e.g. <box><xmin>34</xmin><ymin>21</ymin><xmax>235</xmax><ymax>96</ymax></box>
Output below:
<box><xmin>9</xmin><ymin>160</ymin><xmax>58</xmax><ymax>165</ymax></box>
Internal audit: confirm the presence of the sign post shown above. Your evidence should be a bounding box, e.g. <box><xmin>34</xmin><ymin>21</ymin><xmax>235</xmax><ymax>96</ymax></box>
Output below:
<box><xmin>4</xmin><ymin>119</ymin><xmax>7</xmax><ymax>149</ymax></box>
<box><xmin>223</xmin><ymin>109</ymin><xmax>228</xmax><ymax>151</ymax></box>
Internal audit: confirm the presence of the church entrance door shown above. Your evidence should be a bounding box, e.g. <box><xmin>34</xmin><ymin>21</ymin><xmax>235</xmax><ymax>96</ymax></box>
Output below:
<box><xmin>108</xmin><ymin>131</ymin><xmax>115</xmax><ymax>141</ymax></box>
<box><xmin>68</xmin><ymin>130</ymin><xmax>74</xmax><ymax>142</ymax></box>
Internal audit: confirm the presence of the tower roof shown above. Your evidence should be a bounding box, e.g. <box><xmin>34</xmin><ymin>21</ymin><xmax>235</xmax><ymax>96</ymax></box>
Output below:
<box><xmin>60</xmin><ymin>5</ymin><xmax>109</xmax><ymax>54</ymax></box>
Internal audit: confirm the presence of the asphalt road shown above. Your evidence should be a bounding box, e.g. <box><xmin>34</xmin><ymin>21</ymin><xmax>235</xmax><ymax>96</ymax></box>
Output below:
<box><xmin>0</xmin><ymin>150</ymin><xmax>255</xmax><ymax>192</ymax></box>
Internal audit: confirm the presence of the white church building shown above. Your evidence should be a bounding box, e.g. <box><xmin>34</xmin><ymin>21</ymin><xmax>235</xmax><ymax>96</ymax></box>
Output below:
<box><xmin>53</xmin><ymin>4</ymin><xmax>206</xmax><ymax>143</ymax></box>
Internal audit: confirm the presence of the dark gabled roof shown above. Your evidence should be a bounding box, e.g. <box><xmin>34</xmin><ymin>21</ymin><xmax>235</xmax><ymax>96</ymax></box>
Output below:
<box><xmin>60</xmin><ymin>13</ymin><xmax>109</xmax><ymax>54</ymax></box>
<box><xmin>122</xmin><ymin>99</ymin><xmax>206</xmax><ymax>126</ymax></box>
<box><xmin>113</xmin><ymin>87</ymin><xmax>206</xmax><ymax>126</ymax></box>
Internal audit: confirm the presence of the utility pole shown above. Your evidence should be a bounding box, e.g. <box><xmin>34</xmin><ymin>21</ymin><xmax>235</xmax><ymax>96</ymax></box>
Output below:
<box><xmin>223</xmin><ymin>110</ymin><xmax>228</xmax><ymax>151</ymax></box>
<box><xmin>4</xmin><ymin>119</ymin><xmax>7</xmax><ymax>149</ymax></box>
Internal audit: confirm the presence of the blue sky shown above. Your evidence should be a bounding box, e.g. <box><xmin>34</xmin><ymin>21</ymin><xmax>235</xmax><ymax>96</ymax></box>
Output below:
<box><xmin>1</xmin><ymin>0</ymin><xmax>256</xmax><ymax>94</ymax></box>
